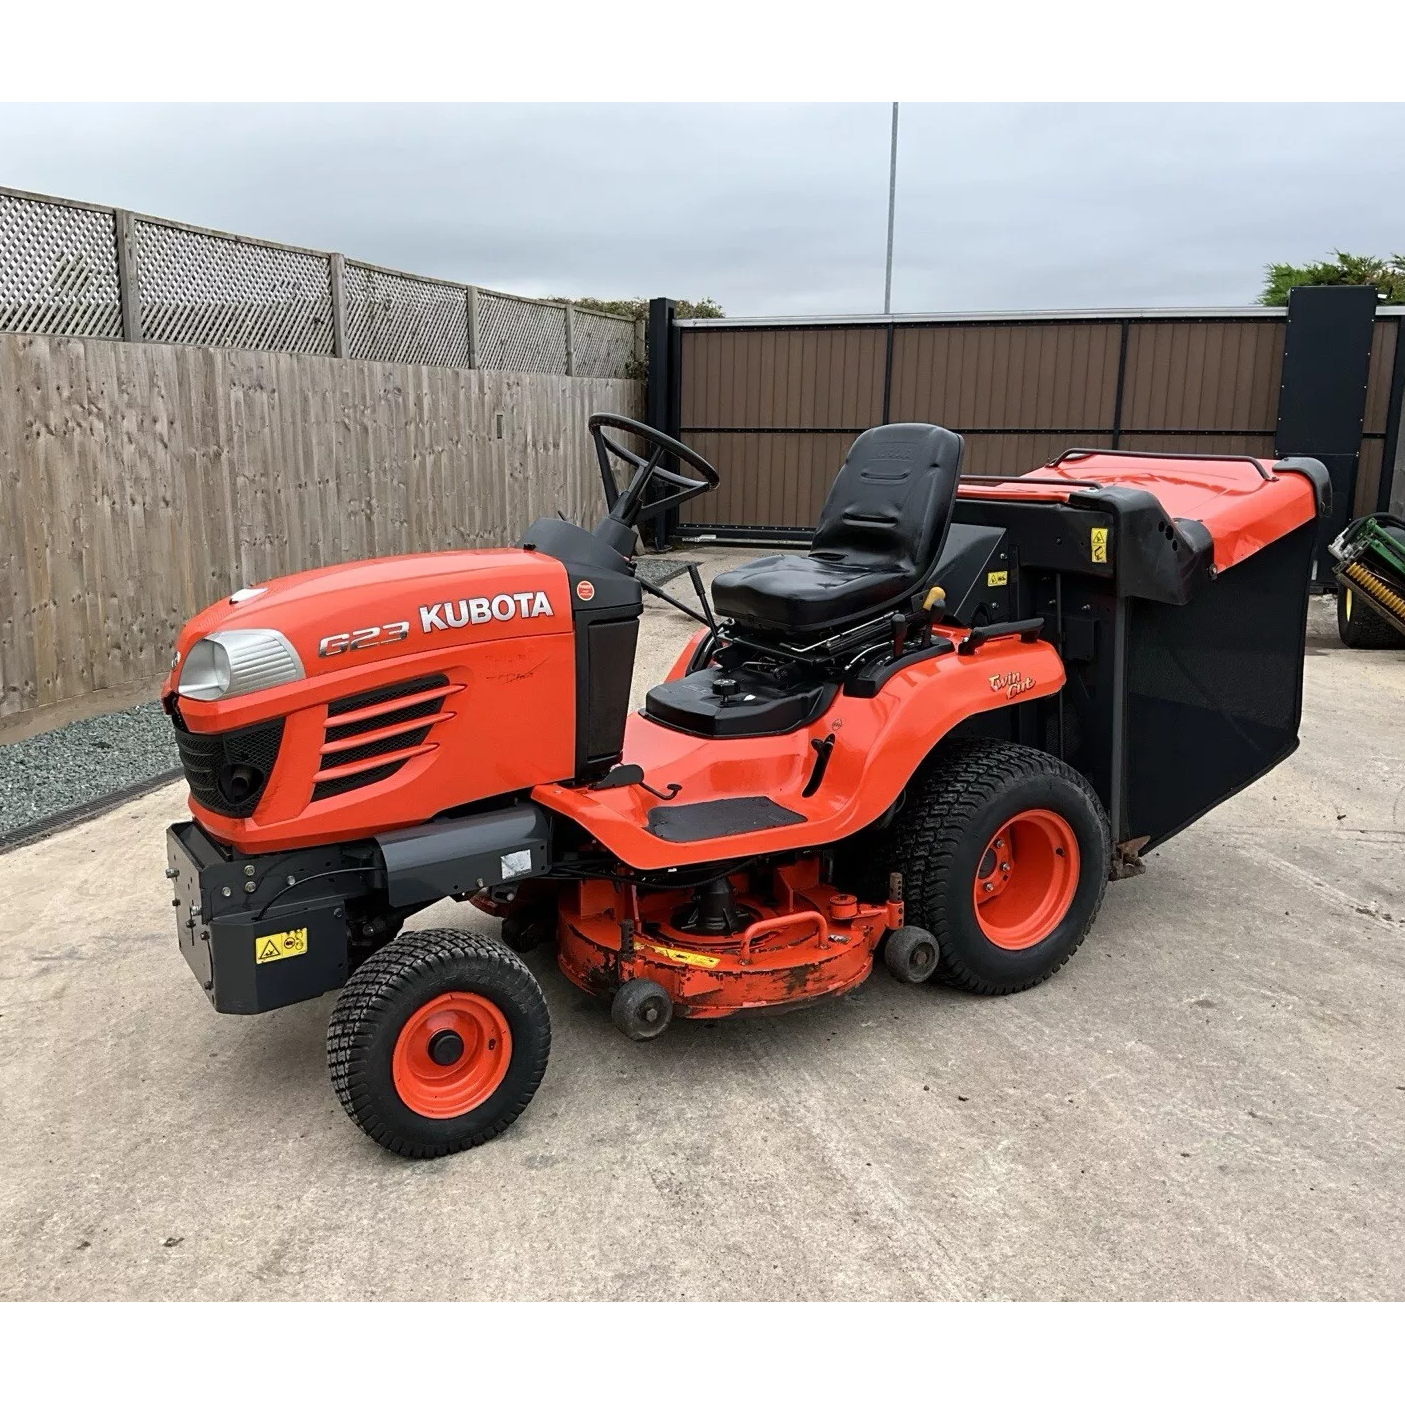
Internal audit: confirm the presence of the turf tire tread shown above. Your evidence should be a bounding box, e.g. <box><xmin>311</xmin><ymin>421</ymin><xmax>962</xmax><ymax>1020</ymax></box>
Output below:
<box><xmin>327</xmin><ymin>927</ymin><xmax>550</xmax><ymax>1159</ymax></box>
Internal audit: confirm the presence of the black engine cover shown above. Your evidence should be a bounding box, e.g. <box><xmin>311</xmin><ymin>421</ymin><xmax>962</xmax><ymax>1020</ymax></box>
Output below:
<box><xmin>644</xmin><ymin>668</ymin><xmax>836</xmax><ymax>739</ymax></box>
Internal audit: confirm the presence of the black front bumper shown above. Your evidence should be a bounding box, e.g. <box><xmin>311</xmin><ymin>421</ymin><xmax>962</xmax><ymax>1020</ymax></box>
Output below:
<box><xmin>165</xmin><ymin>822</ymin><xmax>356</xmax><ymax>1014</ymax></box>
<box><xmin>165</xmin><ymin>803</ymin><xmax>553</xmax><ymax>1015</ymax></box>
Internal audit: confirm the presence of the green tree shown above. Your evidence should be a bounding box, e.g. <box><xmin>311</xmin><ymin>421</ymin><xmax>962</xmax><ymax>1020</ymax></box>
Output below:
<box><xmin>1259</xmin><ymin>251</ymin><xmax>1405</xmax><ymax>306</ymax></box>
<box><xmin>560</xmin><ymin>296</ymin><xmax>724</xmax><ymax>321</ymax></box>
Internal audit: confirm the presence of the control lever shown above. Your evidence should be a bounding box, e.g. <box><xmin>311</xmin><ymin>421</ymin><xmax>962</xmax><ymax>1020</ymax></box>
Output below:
<box><xmin>802</xmin><ymin>733</ymin><xmax>837</xmax><ymax>798</ymax></box>
<box><xmin>588</xmin><ymin>763</ymin><xmax>682</xmax><ymax>802</ymax></box>
<box><xmin>889</xmin><ymin>586</ymin><xmax>946</xmax><ymax>661</ymax></box>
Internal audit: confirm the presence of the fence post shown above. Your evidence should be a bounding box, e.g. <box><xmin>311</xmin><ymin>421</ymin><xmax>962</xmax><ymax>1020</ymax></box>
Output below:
<box><xmin>328</xmin><ymin>252</ymin><xmax>347</xmax><ymax>357</ymax></box>
<box><xmin>114</xmin><ymin>209</ymin><xmax>142</xmax><ymax>342</ymax></box>
<box><xmin>634</xmin><ymin>317</ymin><xmax>647</xmax><ymax>374</ymax></box>
<box><xmin>564</xmin><ymin>303</ymin><xmax>575</xmax><ymax>376</ymax></box>
<box><xmin>466</xmin><ymin>286</ymin><xmax>479</xmax><ymax>370</ymax></box>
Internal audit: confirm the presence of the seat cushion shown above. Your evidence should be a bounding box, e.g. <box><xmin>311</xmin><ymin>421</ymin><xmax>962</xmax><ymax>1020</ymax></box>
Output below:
<box><xmin>710</xmin><ymin>423</ymin><xmax>965</xmax><ymax>636</ymax></box>
<box><xmin>710</xmin><ymin>553</ymin><xmax>911</xmax><ymax>635</ymax></box>
<box><xmin>811</xmin><ymin>423</ymin><xmax>964</xmax><ymax>574</ymax></box>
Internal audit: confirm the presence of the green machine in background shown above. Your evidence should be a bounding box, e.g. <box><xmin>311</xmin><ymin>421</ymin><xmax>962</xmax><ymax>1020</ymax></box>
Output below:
<box><xmin>1330</xmin><ymin>515</ymin><xmax>1405</xmax><ymax>648</ymax></box>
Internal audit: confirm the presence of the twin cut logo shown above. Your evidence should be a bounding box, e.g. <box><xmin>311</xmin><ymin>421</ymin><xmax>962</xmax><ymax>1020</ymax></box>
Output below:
<box><xmin>419</xmin><ymin>592</ymin><xmax>554</xmax><ymax>633</ymax></box>
<box><xmin>989</xmin><ymin>671</ymin><xmax>1037</xmax><ymax>700</ymax></box>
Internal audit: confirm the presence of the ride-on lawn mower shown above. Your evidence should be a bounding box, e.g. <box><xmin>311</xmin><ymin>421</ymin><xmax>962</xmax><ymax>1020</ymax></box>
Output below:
<box><xmin>1330</xmin><ymin>513</ymin><xmax>1405</xmax><ymax>648</ymax></box>
<box><xmin>162</xmin><ymin>415</ymin><xmax>1329</xmax><ymax>1157</ymax></box>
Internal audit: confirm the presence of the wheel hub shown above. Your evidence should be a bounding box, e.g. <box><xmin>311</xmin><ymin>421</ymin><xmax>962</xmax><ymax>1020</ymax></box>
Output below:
<box><xmin>427</xmin><ymin>1029</ymin><xmax>465</xmax><ymax>1066</ymax></box>
<box><xmin>973</xmin><ymin>808</ymin><xmax>1080</xmax><ymax>951</ymax></box>
<box><xmin>392</xmin><ymin>991</ymin><xmax>512</xmax><ymax>1119</ymax></box>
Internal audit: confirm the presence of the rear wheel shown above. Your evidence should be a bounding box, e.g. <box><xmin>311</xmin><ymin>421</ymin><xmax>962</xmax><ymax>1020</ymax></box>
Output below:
<box><xmin>878</xmin><ymin>739</ymin><xmax>1110</xmax><ymax>994</ymax></box>
<box><xmin>328</xmin><ymin>928</ymin><xmax>550</xmax><ymax>1158</ymax></box>
<box><xmin>1336</xmin><ymin>583</ymin><xmax>1403</xmax><ymax>648</ymax></box>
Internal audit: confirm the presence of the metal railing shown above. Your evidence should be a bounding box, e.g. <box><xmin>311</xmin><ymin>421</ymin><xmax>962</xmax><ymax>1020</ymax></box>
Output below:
<box><xmin>0</xmin><ymin>184</ymin><xmax>643</xmax><ymax>378</ymax></box>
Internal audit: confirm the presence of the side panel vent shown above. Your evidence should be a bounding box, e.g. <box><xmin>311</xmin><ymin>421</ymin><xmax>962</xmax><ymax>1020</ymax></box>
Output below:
<box><xmin>313</xmin><ymin>673</ymin><xmax>451</xmax><ymax>804</ymax></box>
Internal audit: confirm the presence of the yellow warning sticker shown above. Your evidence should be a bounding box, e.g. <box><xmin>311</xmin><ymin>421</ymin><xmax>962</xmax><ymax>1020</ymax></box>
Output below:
<box><xmin>646</xmin><ymin>943</ymin><xmax>721</xmax><ymax>969</ymax></box>
<box><xmin>1090</xmin><ymin>527</ymin><xmax>1109</xmax><ymax>564</ymax></box>
<box><xmin>255</xmin><ymin>928</ymin><xmax>309</xmax><ymax>964</ymax></box>
<box><xmin>986</xmin><ymin>570</ymin><xmax>1008</xmax><ymax>587</ymax></box>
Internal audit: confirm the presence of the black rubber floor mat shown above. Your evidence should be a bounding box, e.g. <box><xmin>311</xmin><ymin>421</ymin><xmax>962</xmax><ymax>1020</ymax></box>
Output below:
<box><xmin>645</xmin><ymin>795</ymin><xmax>805</xmax><ymax>843</ymax></box>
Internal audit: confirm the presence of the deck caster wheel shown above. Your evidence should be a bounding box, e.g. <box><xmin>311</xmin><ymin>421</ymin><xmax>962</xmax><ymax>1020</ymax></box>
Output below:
<box><xmin>612</xmin><ymin>979</ymin><xmax>673</xmax><ymax>1041</ymax></box>
<box><xmin>327</xmin><ymin>928</ymin><xmax>550</xmax><ymax>1158</ymax></box>
<box><xmin>884</xmin><ymin>925</ymin><xmax>940</xmax><ymax>983</ymax></box>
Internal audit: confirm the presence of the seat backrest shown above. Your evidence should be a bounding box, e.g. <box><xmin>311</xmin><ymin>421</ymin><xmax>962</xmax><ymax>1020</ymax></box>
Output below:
<box><xmin>810</xmin><ymin>423</ymin><xmax>964</xmax><ymax>578</ymax></box>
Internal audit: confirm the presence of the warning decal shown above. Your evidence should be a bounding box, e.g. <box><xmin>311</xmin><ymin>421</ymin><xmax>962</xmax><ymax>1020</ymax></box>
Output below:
<box><xmin>986</xmin><ymin>570</ymin><xmax>1008</xmax><ymax>587</ymax></box>
<box><xmin>1090</xmin><ymin>527</ymin><xmax>1109</xmax><ymax>564</ymax></box>
<box><xmin>647</xmin><ymin>943</ymin><xmax>721</xmax><ymax>969</ymax></box>
<box><xmin>255</xmin><ymin>928</ymin><xmax>309</xmax><ymax>964</ymax></box>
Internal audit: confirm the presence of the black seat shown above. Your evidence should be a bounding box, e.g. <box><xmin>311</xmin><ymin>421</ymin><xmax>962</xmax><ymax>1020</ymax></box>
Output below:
<box><xmin>711</xmin><ymin>423</ymin><xmax>964</xmax><ymax>636</ymax></box>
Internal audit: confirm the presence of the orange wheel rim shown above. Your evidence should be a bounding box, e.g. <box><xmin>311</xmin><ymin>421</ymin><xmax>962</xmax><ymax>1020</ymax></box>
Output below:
<box><xmin>972</xmin><ymin>808</ymin><xmax>1080</xmax><ymax>951</ymax></box>
<box><xmin>392</xmin><ymin>991</ymin><xmax>512</xmax><ymax>1119</ymax></box>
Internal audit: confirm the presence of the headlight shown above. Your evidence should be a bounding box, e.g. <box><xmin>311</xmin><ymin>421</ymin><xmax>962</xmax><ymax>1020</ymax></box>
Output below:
<box><xmin>177</xmin><ymin>629</ymin><xmax>304</xmax><ymax>700</ymax></box>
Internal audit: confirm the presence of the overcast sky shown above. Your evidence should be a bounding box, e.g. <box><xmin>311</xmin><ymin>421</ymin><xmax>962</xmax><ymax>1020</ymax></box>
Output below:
<box><xmin>2</xmin><ymin>103</ymin><xmax>1402</xmax><ymax>317</ymax></box>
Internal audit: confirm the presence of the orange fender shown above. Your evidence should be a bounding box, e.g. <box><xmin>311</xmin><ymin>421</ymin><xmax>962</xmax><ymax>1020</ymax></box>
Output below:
<box><xmin>533</xmin><ymin>631</ymin><xmax>1065</xmax><ymax>870</ymax></box>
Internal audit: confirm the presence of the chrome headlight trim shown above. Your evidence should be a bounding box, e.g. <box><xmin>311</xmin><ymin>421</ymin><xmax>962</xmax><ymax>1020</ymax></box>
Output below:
<box><xmin>177</xmin><ymin>628</ymin><xmax>304</xmax><ymax>701</ymax></box>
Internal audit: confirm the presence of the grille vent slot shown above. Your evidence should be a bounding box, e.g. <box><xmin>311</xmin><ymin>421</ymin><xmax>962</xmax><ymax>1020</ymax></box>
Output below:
<box><xmin>312</xmin><ymin>673</ymin><xmax>450</xmax><ymax>804</ymax></box>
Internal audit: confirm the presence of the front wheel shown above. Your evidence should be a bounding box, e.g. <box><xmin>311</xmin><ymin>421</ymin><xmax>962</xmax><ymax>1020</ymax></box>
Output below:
<box><xmin>328</xmin><ymin>928</ymin><xmax>550</xmax><ymax>1158</ymax></box>
<box><xmin>881</xmin><ymin>740</ymin><xmax>1110</xmax><ymax>995</ymax></box>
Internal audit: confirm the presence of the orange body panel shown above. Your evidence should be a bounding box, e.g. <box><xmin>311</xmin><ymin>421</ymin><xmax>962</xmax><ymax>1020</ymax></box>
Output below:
<box><xmin>168</xmin><ymin>549</ymin><xmax>578</xmax><ymax>851</ymax></box>
<box><xmin>533</xmin><ymin>629</ymin><xmax>1065</xmax><ymax>870</ymax></box>
<box><xmin>957</xmin><ymin>454</ymin><xmax>1318</xmax><ymax>572</ymax></box>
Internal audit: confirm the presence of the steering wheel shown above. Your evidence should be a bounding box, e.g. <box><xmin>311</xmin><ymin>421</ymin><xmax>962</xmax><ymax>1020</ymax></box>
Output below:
<box><xmin>588</xmin><ymin>412</ymin><xmax>720</xmax><ymax>530</ymax></box>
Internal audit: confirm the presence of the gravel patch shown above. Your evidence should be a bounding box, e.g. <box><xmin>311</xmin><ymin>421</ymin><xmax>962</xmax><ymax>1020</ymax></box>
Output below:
<box><xmin>0</xmin><ymin>702</ymin><xmax>180</xmax><ymax>839</ymax></box>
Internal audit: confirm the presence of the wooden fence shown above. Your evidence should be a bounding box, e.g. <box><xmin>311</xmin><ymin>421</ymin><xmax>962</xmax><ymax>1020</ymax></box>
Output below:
<box><xmin>0</xmin><ymin>332</ymin><xmax>641</xmax><ymax>727</ymax></box>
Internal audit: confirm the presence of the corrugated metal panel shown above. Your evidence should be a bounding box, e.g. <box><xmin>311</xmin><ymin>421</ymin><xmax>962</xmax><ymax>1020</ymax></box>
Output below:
<box><xmin>680</xmin><ymin>429</ymin><xmax>1110</xmax><ymax>527</ymax></box>
<box><xmin>679</xmin><ymin>326</ymin><xmax>884</xmax><ymax>430</ymax></box>
<box><xmin>889</xmin><ymin>323</ymin><xmax>1120</xmax><ymax>430</ymax></box>
<box><xmin>1354</xmin><ymin>439</ymin><xmax>1385</xmax><ymax>516</ymax></box>
<box><xmin>1363</xmin><ymin>317</ymin><xmax>1398</xmax><ymax>435</ymax></box>
<box><xmin>680</xmin><ymin>431</ymin><xmax>857</xmax><ymax>528</ymax></box>
<box><xmin>675</xmin><ymin>310</ymin><xmax>1388</xmax><ymax>534</ymax></box>
<box><xmin>1115</xmin><ymin>432</ymin><xmax>1278</xmax><ymax>458</ymax></box>
<box><xmin>1120</xmin><ymin>321</ymin><xmax>1283</xmax><ymax>431</ymax></box>
<box><xmin>960</xmin><ymin>433</ymin><xmax>1114</xmax><ymax>477</ymax></box>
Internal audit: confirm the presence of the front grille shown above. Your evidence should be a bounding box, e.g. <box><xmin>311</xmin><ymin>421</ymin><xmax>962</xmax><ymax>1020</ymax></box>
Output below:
<box><xmin>325</xmin><ymin>694</ymin><xmax>443</xmax><ymax>743</ymax></box>
<box><xmin>312</xmin><ymin>760</ymin><xmax>407</xmax><ymax>802</ymax></box>
<box><xmin>312</xmin><ymin>673</ymin><xmax>449</xmax><ymax>804</ymax></box>
<box><xmin>327</xmin><ymin>674</ymin><xmax>449</xmax><ymax>717</ymax></box>
<box><xmin>326</xmin><ymin>725</ymin><xmax>432</xmax><ymax>769</ymax></box>
<box><xmin>171</xmin><ymin>708</ymin><xmax>285</xmax><ymax>819</ymax></box>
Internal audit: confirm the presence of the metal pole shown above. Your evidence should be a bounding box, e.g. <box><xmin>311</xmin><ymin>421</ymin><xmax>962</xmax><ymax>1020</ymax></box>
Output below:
<box><xmin>883</xmin><ymin>102</ymin><xmax>899</xmax><ymax>315</ymax></box>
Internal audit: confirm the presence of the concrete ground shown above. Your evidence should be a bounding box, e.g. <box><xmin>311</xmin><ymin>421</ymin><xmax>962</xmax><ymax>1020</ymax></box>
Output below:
<box><xmin>2</xmin><ymin>553</ymin><xmax>1403</xmax><ymax>1301</ymax></box>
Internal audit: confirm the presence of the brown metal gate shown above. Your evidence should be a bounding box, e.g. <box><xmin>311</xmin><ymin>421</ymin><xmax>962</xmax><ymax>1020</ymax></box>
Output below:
<box><xmin>671</xmin><ymin>307</ymin><xmax>1403</xmax><ymax>537</ymax></box>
